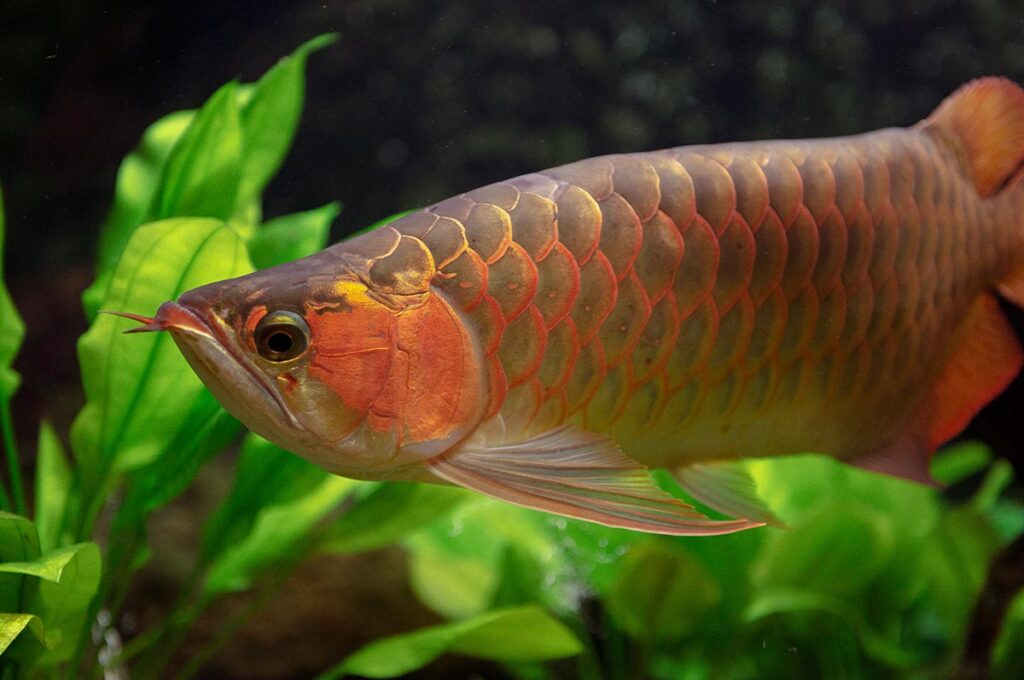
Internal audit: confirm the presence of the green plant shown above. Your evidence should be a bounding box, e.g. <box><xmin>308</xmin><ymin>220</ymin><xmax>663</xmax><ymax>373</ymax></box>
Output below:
<box><xmin>1</xmin><ymin>36</ymin><xmax>1023</xmax><ymax>679</ymax></box>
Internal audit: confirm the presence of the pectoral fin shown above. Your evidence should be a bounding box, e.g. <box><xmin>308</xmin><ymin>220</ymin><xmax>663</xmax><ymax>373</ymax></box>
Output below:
<box><xmin>429</xmin><ymin>426</ymin><xmax>763</xmax><ymax>536</ymax></box>
<box><xmin>674</xmin><ymin>462</ymin><xmax>784</xmax><ymax>527</ymax></box>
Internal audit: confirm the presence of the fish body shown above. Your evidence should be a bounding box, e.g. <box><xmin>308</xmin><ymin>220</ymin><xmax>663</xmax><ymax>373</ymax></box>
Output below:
<box><xmin>125</xmin><ymin>78</ymin><xmax>1024</xmax><ymax>534</ymax></box>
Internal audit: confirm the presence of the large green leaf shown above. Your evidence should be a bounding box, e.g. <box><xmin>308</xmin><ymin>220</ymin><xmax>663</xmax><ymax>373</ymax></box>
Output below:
<box><xmin>605</xmin><ymin>539</ymin><xmax>722</xmax><ymax>642</ymax></box>
<box><xmin>34</xmin><ymin>422</ymin><xmax>70</xmax><ymax>552</ymax></box>
<box><xmin>29</xmin><ymin>542</ymin><xmax>101</xmax><ymax>663</ymax></box>
<box><xmin>0</xmin><ymin>613</ymin><xmax>43</xmax><ymax>657</ymax></box>
<box><xmin>0</xmin><ymin>184</ymin><xmax>24</xmax><ymax>399</ymax></box>
<box><xmin>152</xmin><ymin>83</ymin><xmax>243</xmax><ymax>221</ymax></box>
<box><xmin>82</xmin><ymin>110</ymin><xmax>196</xmax><ymax>318</ymax></box>
<box><xmin>247</xmin><ymin>202</ymin><xmax>338</xmax><ymax>269</ymax></box>
<box><xmin>320</xmin><ymin>606</ymin><xmax>583</xmax><ymax>679</ymax></box>
<box><xmin>318</xmin><ymin>482</ymin><xmax>470</xmax><ymax>555</ymax></box>
<box><xmin>72</xmin><ymin>218</ymin><xmax>253</xmax><ymax>477</ymax></box>
<box><xmin>235</xmin><ymin>34</ymin><xmax>336</xmax><ymax>207</ymax></box>
<box><xmin>405</xmin><ymin>499</ymin><xmax>562</xmax><ymax>620</ymax></box>
<box><xmin>201</xmin><ymin>434</ymin><xmax>358</xmax><ymax>595</ymax></box>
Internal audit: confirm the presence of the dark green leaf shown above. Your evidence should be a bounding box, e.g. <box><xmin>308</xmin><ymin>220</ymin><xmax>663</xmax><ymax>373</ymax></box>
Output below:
<box><xmin>34</xmin><ymin>422</ymin><xmax>70</xmax><ymax>552</ymax></box>
<box><xmin>320</xmin><ymin>606</ymin><xmax>582</xmax><ymax>679</ymax></box>
<box><xmin>318</xmin><ymin>482</ymin><xmax>469</xmax><ymax>555</ymax></box>
<box><xmin>153</xmin><ymin>82</ymin><xmax>243</xmax><ymax>220</ymax></box>
<box><xmin>605</xmin><ymin>539</ymin><xmax>721</xmax><ymax>642</ymax></box>
<box><xmin>236</xmin><ymin>35</ymin><xmax>336</xmax><ymax>206</ymax></box>
<box><xmin>248</xmin><ymin>202</ymin><xmax>339</xmax><ymax>269</ymax></box>
<box><xmin>71</xmin><ymin>218</ymin><xmax>253</xmax><ymax>475</ymax></box>
<box><xmin>0</xmin><ymin>184</ymin><xmax>25</xmax><ymax>398</ymax></box>
<box><xmin>200</xmin><ymin>434</ymin><xmax>358</xmax><ymax>595</ymax></box>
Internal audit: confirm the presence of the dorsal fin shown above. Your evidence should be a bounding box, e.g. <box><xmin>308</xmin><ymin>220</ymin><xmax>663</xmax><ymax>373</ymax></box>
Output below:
<box><xmin>919</xmin><ymin>77</ymin><xmax>1024</xmax><ymax>197</ymax></box>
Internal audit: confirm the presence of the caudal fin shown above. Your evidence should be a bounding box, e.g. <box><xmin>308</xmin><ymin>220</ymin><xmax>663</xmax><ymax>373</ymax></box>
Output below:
<box><xmin>919</xmin><ymin>77</ymin><xmax>1024</xmax><ymax>197</ymax></box>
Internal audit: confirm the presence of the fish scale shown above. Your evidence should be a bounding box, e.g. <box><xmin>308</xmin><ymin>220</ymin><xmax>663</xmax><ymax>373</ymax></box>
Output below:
<box><xmin>366</xmin><ymin>127</ymin><xmax>1009</xmax><ymax>467</ymax></box>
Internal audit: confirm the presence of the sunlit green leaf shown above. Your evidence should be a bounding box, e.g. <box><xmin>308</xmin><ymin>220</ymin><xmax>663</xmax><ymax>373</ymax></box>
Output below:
<box><xmin>248</xmin><ymin>202</ymin><xmax>339</xmax><ymax>269</ymax></box>
<box><xmin>235</xmin><ymin>34</ymin><xmax>336</xmax><ymax>207</ymax></box>
<box><xmin>753</xmin><ymin>503</ymin><xmax>894</xmax><ymax>599</ymax></box>
<box><xmin>0</xmin><ymin>544</ymin><xmax>84</xmax><ymax>582</ymax></box>
<box><xmin>82</xmin><ymin>111</ymin><xmax>196</xmax><ymax>318</ymax></box>
<box><xmin>318</xmin><ymin>482</ymin><xmax>470</xmax><ymax>555</ymax></box>
<box><xmin>931</xmin><ymin>440</ymin><xmax>993</xmax><ymax>486</ymax></box>
<box><xmin>605</xmin><ymin>539</ymin><xmax>721</xmax><ymax>642</ymax></box>
<box><xmin>153</xmin><ymin>83</ymin><xmax>243</xmax><ymax>220</ymax></box>
<box><xmin>0</xmin><ymin>612</ymin><xmax>43</xmax><ymax>656</ymax></box>
<box><xmin>0</xmin><ymin>184</ymin><xmax>25</xmax><ymax>399</ymax></box>
<box><xmin>34</xmin><ymin>422</ymin><xmax>70</xmax><ymax>552</ymax></box>
<box><xmin>72</xmin><ymin>218</ymin><xmax>252</xmax><ymax>478</ymax></box>
<box><xmin>29</xmin><ymin>542</ymin><xmax>101</xmax><ymax>663</ymax></box>
<box><xmin>201</xmin><ymin>434</ymin><xmax>358</xmax><ymax>595</ymax></box>
<box><xmin>406</xmin><ymin>499</ymin><xmax>561</xmax><ymax>619</ymax></box>
<box><xmin>320</xmin><ymin>606</ymin><xmax>582</xmax><ymax>679</ymax></box>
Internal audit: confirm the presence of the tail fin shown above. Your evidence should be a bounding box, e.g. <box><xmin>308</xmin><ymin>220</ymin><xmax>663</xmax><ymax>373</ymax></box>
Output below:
<box><xmin>919</xmin><ymin>77</ymin><xmax>1024</xmax><ymax>197</ymax></box>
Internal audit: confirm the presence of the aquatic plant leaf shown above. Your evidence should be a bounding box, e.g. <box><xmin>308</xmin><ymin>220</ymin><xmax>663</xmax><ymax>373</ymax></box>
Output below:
<box><xmin>753</xmin><ymin>503</ymin><xmax>894</xmax><ymax>600</ymax></box>
<box><xmin>405</xmin><ymin>499</ymin><xmax>559</xmax><ymax>619</ymax></box>
<box><xmin>235</xmin><ymin>34</ymin><xmax>336</xmax><ymax>207</ymax></box>
<box><xmin>746</xmin><ymin>589</ymin><xmax>925</xmax><ymax>668</ymax></box>
<box><xmin>82</xmin><ymin>110</ymin><xmax>195</xmax><ymax>319</ymax></box>
<box><xmin>153</xmin><ymin>82</ymin><xmax>243</xmax><ymax>220</ymax></box>
<box><xmin>201</xmin><ymin>433</ymin><xmax>358</xmax><ymax>595</ymax></box>
<box><xmin>18</xmin><ymin>542</ymin><xmax>100</xmax><ymax>664</ymax></box>
<box><xmin>318</xmin><ymin>482</ymin><xmax>470</xmax><ymax>555</ymax></box>
<box><xmin>71</xmin><ymin>218</ymin><xmax>253</xmax><ymax>474</ymax></box>
<box><xmin>0</xmin><ymin>512</ymin><xmax>39</xmax><ymax>616</ymax></box>
<box><xmin>34</xmin><ymin>422</ymin><xmax>70</xmax><ymax>553</ymax></box>
<box><xmin>0</xmin><ymin>613</ymin><xmax>43</xmax><ymax>656</ymax></box>
<box><xmin>0</xmin><ymin>184</ymin><xmax>25</xmax><ymax>399</ymax></box>
<box><xmin>605</xmin><ymin>539</ymin><xmax>721</xmax><ymax>642</ymax></box>
<box><xmin>248</xmin><ymin>202</ymin><xmax>339</xmax><ymax>269</ymax></box>
<box><xmin>0</xmin><ymin>544</ymin><xmax>84</xmax><ymax>582</ymax></box>
<box><xmin>320</xmin><ymin>605</ymin><xmax>582</xmax><ymax>679</ymax></box>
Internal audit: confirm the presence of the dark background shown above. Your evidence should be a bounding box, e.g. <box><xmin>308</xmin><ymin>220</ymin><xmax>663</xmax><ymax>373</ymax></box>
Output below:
<box><xmin>5</xmin><ymin>0</ymin><xmax>1024</xmax><ymax>452</ymax></box>
<box><xmin>3</xmin><ymin>1</ymin><xmax>1024</xmax><ymax>676</ymax></box>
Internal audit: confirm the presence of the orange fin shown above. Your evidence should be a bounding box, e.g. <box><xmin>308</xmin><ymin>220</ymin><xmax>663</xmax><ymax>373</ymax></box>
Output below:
<box><xmin>429</xmin><ymin>426</ymin><xmax>763</xmax><ymax>536</ymax></box>
<box><xmin>920</xmin><ymin>77</ymin><xmax>1024</xmax><ymax>197</ymax></box>
<box><xmin>857</xmin><ymin>292</ymin><xmax>1023</xmax><ymax>483</ymax></box>
<box><xmin>674</xmin><ymin>462</ymin><xmax>785</xmax><ymax>527</ymax></box>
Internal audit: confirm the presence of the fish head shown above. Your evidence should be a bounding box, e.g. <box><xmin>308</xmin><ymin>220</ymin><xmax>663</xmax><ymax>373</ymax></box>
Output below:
<box><xmin>122</xmin><ymin>229</ymin><xmax>488</xmax><ymax>480</ymax></box>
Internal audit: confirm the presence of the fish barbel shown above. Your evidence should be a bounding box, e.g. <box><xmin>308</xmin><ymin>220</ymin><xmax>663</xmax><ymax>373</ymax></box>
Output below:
<box><xmin>117</xmin><ymin>78</ymin><xmax>1024</xmax><ymax>534</ymax></box>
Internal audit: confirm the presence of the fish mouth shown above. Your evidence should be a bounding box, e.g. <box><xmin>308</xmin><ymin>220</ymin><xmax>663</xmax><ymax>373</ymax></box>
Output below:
<box><xmin>106</xmin><ymin>302</ymin><xmax>303</xmax><ymax>433</ymax></box>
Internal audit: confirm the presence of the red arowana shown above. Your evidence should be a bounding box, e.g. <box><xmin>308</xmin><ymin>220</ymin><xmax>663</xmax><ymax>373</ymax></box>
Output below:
<box><xmin>116</xmin><ymin>78</ymin><xmax>1024</xmax><ymax>535</ymax></box>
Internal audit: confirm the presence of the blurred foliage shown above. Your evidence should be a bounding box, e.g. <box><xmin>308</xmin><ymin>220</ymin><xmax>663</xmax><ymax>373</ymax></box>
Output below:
<box><xmin>0</xmin><ymin>27</ymin><xmax>1023</xmax><ymax>680</ymax></box>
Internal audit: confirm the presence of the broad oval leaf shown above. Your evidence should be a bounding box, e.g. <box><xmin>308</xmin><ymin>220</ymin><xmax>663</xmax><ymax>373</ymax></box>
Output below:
<box><xmin>30</xmin><ymin>542</ymin><xmax>101</xmax><ymax>664</ymax></box>
<box><xmin>321</xmin><ymin>606</ymin><xmax>582</xmax><ymax>679</ymax></box>
<box><xmin>71</xmin><ymin>218</ymin><xmax>253</xmax><ymax>473</ymax></box>
<box><xmin>605</xmin><ymin>539</ymin><xmax>722</xmax><ymax>642</ymax></box>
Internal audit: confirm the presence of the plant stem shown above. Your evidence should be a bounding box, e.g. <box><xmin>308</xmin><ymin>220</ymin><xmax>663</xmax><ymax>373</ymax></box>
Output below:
<box><xmin>1</xmin><ymin>396</ymin><xmax>25</xmax><ymax>515</ymax></box>
<box><xmin>955</xmin><ymin>529</ymin><xmax>1024</xmax><ymax>679</ymax></box>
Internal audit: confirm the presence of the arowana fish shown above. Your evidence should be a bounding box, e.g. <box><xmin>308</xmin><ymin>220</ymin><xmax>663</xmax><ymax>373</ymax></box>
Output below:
<box><xmin>116</xmin><ymin>78</ymin><xmax>1024</xmax><ymax>535</ymax></box>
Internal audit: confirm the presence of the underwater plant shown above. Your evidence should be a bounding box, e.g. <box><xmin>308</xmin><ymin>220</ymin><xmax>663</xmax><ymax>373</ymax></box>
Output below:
<box><xmin>1</xmin><ymin>36</ymin><xmax>1023</xmax><ymax>679</ymax></box>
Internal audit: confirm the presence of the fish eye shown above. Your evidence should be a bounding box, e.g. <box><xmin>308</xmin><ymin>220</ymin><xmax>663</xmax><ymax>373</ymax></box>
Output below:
<box><xmin>254</xmin><ymin>311</ymin><xmax>310</xmax><ymax>362</ymax></box>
